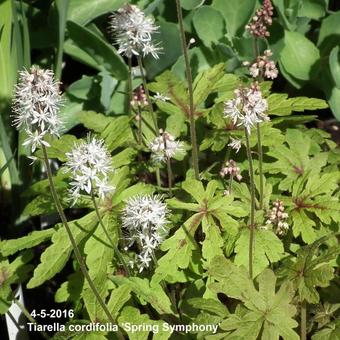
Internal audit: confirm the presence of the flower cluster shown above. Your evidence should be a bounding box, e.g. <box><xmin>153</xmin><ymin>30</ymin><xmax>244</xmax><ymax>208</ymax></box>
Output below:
<box><xmin>12</xmin><ymin>67</ymin><xmax>63</xmax><ymax>152</ymax></box>
<box><xmin>121</xmin><ymin>195</ymin><xmax>169</xmax><ymax>272</ymax></box>
<box><xmin>64</xmin><ymin>136</ymin><xmax>115</xmax><ymax>205</ymax></box>
<box><xmin>224</xmin><ymin>84</ymin><xmax>269</xmax><ymax>134</ymax></box>
<box><xmin>265</xmin><ymin>200</ymin><xmax>289</xmax><ymax>236</ymax></box>
<box><xmin>149</xmin><ymin>130</ymin><xmax>184</xmax><ymax>163</ymax></box>
<box><xmin>109</xmin><ymin>4</ymin><xmax>162</xmax><ymax>59</ymax></box>
<box><xmin>246</xmin><ymin>0</ymin><xmax>274</xmax><ymax>38</ymax></box>
<box><xmin>220</xmin><ymin>160</ymin><xmax>242</xmax><ymax>181</ymax></box>
<box><xmin>131</xmin><ymin>86</ymin><xmax>148</xmax><ymax>108</ymax></box>
<box><xmin>243</xmin><ymin>50</ymin><xmax>278</xmax><ymax>79</ymax></box>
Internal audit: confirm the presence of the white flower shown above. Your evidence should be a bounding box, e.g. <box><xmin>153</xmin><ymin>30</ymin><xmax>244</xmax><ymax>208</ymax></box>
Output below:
<box><xmin>149</xmin><ymin>131</ymin><xmax>184</xmax><ymax>163</ymax></box>
<box><xmin>12</xmin><ymin>66</ymin><xmax>63</xmax><ymax>152</ymax></box>
<box><xmin>121</xmin><ymin>195</ymin><xmax>169</xmax><ymax>272</ymax></box>
<box><xmin>224</xmin><ymin>85</ymin><xmax>268</xmax><ymax>134</ymax></box>
<box><xmin>228</xmin><ymin>137</ymin><xmax>242</xmax><ymax>153</ymax></box>
<box><xmin>109</xmin><ymin>4</ymin><xmax>162</xmax><ymax>59</ymax></box>
<box><xmin>154</xmin><ymin>92</ymin><xmax>170</xmax><ymax>102</ymax></box>
<box><xmin>64</xmin><ymin>136</ymin><xmax>115</xmax><ymax>205</ymax></box>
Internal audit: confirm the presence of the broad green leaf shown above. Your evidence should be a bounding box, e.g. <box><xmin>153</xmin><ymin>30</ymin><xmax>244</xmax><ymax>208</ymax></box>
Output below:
<box><xmin>182</xmin><ymin>177</ymin><xmax>206</xmax><ymax>202</ymax></box>
<box><xmin>291</xmin><ymin>209</ymin><xmax>316</xmax><ymax>244</ymax></box>
<box><xmin>0</xmin><ymin>251</ymin><xmax>33</xmax><ymax>314</ymax></box>
<box><xmin>0</xmin><ymin>229</ymin><xmax>55</xmax><ymax>256</ymax></box>
<box><xmin>209</xmin><ymin>257</ymin><xmax>299</xmax><ymax>340</ymax></box>
<box><xmin>67</xmin><ymin>0</ymin><xmax>125</xmax><ymax>25</ymax></box>
<box><xmin>55</xmin><ymin>272</ymin><xmax>83</xmax><ymax>304</ymax></box>
<box><xmin>82</xmin><ymin>214</ymin><xmax>115</xmax><ymax>322</ymax></box>
<box><xmin>193</xmin><ymin>63</ymin><xmax>225</xmax><ymax>106</ymax></box>
<box><xmin>144</xmin><ymin>21</ymin><xmax>182</xmax><ymax>79</ymax></box>
<box><xmin>298</xmin><ymin>0</ymin><xmax>327</xmax><ymax>20</ymax></box>
<box><xmin>100</xmin><ymin>116</ymin><xmax>134</xmax><ymax>151</ymax></box>
<box><xmin>111</xmin><ymin>277</ymin><xmax>174</xmax><ymax>315</ymax></box>
<box><xmin>77</xmin><ymin>111</ymin><xmax>113</xmax><ymax>133</ymax></box>
<box><xmin>329</xmin><ymin>46</ymin><xmax>340</xmax><ymax>89</ymax></box>
<box><xmin>312</xmin><ymin>320</ymin><xmax>340</xmax><ymax>340</ymax></box>
<box><xmin>318</xmin><ymin>11</ymin><xmax>340</xmax><ymax>55</ymax></box>
<box><xmin>35</xmin><ymin>134</ymin><xmax>78</xmax><ymax>162</ymax></box>
<box><xmin>212</xmin><ymin>0</ymin><xmax>256</xmax><ymax>39</ymax></box>
<box><xmin>277</xmin><ymin>236</ymin><xmax>340</xmax><ymax>304</ymax></box>
<box><xmin>267</xmin><ymin>94</ymin><xmax>328</xmax><ymax>116</ymax></box>
<box><xmin>107</xmin><ymin>284</ymin><xmax>131</xmax><ymax>318</ymax></box>
<box><xmin>279</xmin><ymin>31</ymin><xmax>320</xmax><ymax>81</ymax></box>
<box><xmin>187</xmin><ymin>298</ymin><xmax>229</xmax><ymax>318</ymax></box>
<box><xmin>155</xmin><ymin>213</ymin><xmax>202</xmax><ymax>281</ymax></box>
<box><xmin>234</xmin><ymin>229</ymin><xmax>285</xmax><ymax>277</ymax></box>
<box><xmin>27</xmin><ymin>212</ymin><xmax>97</xmax><ymax>288</ymax></box>
<box><xmin>202</xmin><ymin>215</ymin><xmax>224</xmax><ymax>264</ymax></box>
<box><xmin>67</xmin><ymin>21</ymin><xmax>128</xmax><ymax>80</ymax></box>
<box><xmin>193</xmin><ymin>6</ymin><xmax>225</xmax><ymax>47</ymax></box>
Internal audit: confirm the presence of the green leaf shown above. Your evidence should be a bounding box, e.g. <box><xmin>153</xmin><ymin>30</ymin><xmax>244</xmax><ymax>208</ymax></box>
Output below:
<box><xmin>55</xmin><ymin>272</ymin><xmax>83</xmax><ymax>304</ymax></box>
<box><xmin>234</xmin><ymin>229</ymin><xmax>285</xmax><ymax>277</ymax></box>
<box><xmin>107</xmin><ymin>284</ymin><xmax>131</xmax><ymax>318</ymax></box>
<box><xmin>193</xmin><ymin>6</ymin><xmax>225</xmax><ymax>47</ymax></box>
<box><xmin>193</xmin><ymin>63</ymin><xmax>225</xmax><ymax>106</ymax></box>
<box><xmin>318</xmin><ymin>11</ymin><xmax>340</xmax><ymax>55</ymax></box>
<box><xmin>312</xmin><ymin>320</ymin><xmax>340</xmax><ymax>340</ymax></box>
<box><xmin>111</xmin><ymin>277</ymin><xmax>174</xmax><ymax>315</ymax></box>
<box><xmin>188</xmin><ymin>298</ymin><xmax>229</xmax><ymax>318</ymax></box>
<box><xmin>267</xmin><ymin>94</ymin><xmax>328</xmax><ymax>116</ymax></box>
<box><xmin>277</xmin><ymin>236</ymin><xmax>340</xmax><ymax>304</ymax></box>
<box><xmin>82</xmin><ymin>214</ymin><xmax>115</xmax><ymax>322</ymax></box>
<box><xmin>27</xmin><ymin>212</ymin><xmax>97</xmax><ymax>288</ymax></box>
<box><xmin>35</xmin><ymin>134</ymin><xmax>78</xmax><ymax>162</ymax></box>
<box><xmin>329</xmin><ymin>46</ymin><xmax>340</xmax><ymax>89</ymax></box>
<box><xmin>202</xmin><ymin>216</ymin><xmax>224</xmax><ymax>264</ymax></box>
<box><xmin>212</xmin><ymin>0</ymin><xmax>256</xmax><ymax>39</ymax></box>
<box><xmin>155</xmin><ymin>213</ymin><xmax>202</xmax><ymax>281</ymax></box>
<box><xmin>67</xmin><ymin>0</ymin><xmax>125</xmax><ymax>25</ymax></box>
<box><xmin>144</xmin><ymin>21</ymin><xmax>182</xmax><ymax>79</ymax></box>
<box><xmin>100</xmin><ymin>116</ymin><xmax>134</xmax><ymax>151</ymax></box>
<box><xmin>0</xmin><ymin>229</ymin><xmax>55</xmax><ymax>256</ymax></box>
<box><xmin>77</xmin><ymin>111</ymin><xmax>113</xmax><ymax>132</ymax></box>
<box><xmin>279</xmin><ymin>30</ymin><xmax>320</xmax><ymax>81</ymax></box>
<box><xmin>209</xmin><ymin>257</ymin><xmax>299</xmax><ymax>340</ymax></box>
<box><xmin>298</xmin><ymin>0</ymin><xmax>327</xmax><ymax>20</ymax></box>
<box><xmin>67</xmin><ymin>21</ymin><xmax>128</xmax><ymax>80</ymax></box>
<box><xmin>0</xmin><ymin>251</ymin><xmax>33</xmax><ymax>313</ymax></box>
<box><xmin>291</xmin><ymin>210</ymin><xmax>316</xmax><ymax>244</ymax></box>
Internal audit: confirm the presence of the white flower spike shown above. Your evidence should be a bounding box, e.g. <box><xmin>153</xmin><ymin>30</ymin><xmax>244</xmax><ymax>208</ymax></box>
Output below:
<box><xmin>64</xmin><ymin>136</ymin><xmax>115</xmax><ymax>205</ymax></box>
<box><xmin>224</xmin><ymin>83</ymin><xmax>268</xmax><ymax>135</ymax></box>
<box><xmin>109</xmin><ymin>4</ymin><xmax>162</xmax><ymax>59</ymax></box>
<box><xmin>121</xmin><ymin>195</ymin><xmax>169</xmax><ymax>272</ymax></box>
<box><xmin>12</xmin><ymin>66</ymin><xmax>63</xmax><ymax>152</ymax></box>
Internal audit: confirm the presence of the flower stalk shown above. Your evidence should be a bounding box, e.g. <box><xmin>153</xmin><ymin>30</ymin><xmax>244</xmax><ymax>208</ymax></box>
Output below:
<box><xmin>175</xmin><ymin>0</ymin><xmax>199</xmax><ymax>180</ymax></box>
<box><xmin>300</xmin><ymin>300</ymin><xmax>307</xmax><ymax>340</ymax></box>
<box><xmin>244</xmin><ymin>129</ymin><xmax>255</xmax><ymax>279</ymax></box>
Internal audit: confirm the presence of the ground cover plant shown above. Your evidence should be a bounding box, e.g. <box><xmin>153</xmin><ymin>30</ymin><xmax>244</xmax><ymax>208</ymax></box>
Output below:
<box><xmin>0</xmin><ymin>0</ymin><xmax>340</xmax><ymax>339</ymax></box>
